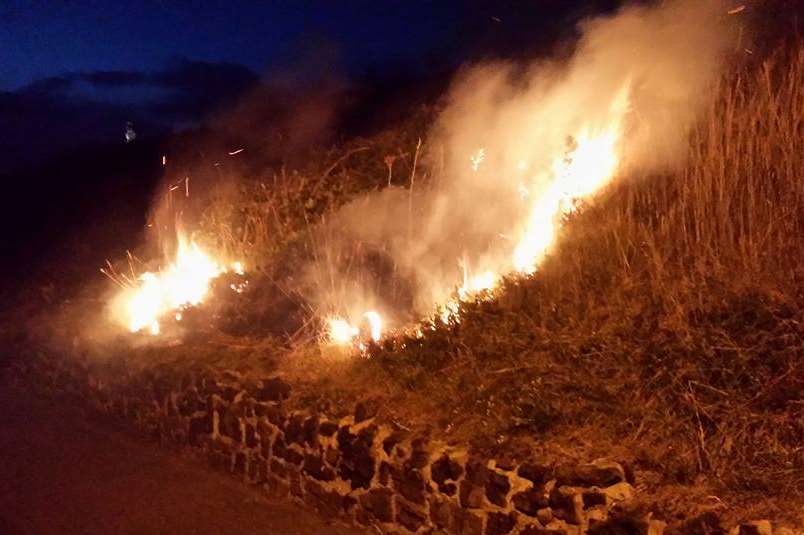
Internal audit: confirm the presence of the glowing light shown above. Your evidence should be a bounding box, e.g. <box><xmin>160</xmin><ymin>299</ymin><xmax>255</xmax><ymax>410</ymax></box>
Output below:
<box><xmin>514</xmin><ymin>83</ymin><xmax>630</xmax><ymax>274</ymax></box>
<box><xmin>328</xmin><ymin>318</ymin><xmax>359</xmax><ymax>345</ymax></box>
<box><xmin>113</xmin><ymin>234</ymin><xmax>240</xmax><ymax>335</ymax></box>
<box><xmin>363</xmin><ymin>311</ymin><xmax>383</xmax><ymax>342</ymax></box>
<box><xmin>470</xmin><ymin>148</ymin><xmax>486</xmax><ymax>171</ymax></box>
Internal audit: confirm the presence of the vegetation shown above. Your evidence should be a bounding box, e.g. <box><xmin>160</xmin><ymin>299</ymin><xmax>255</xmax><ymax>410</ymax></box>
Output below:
<box><xmin>193</xmin><ymin>44</ymin><xmax>804</xmax><ymax>523</ymax></box>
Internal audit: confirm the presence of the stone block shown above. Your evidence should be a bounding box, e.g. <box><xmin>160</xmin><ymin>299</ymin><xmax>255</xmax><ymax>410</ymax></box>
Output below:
<box><xmin>303</xmin><ymin>454</ymin><xmax>336</xmax><ymax>481</ymax></box>
<box><xmin>518</xmin><ymin>462</ymin><xmax>553</xmax><ymax>484</ymax></box>
<box><xmin>361</xmin><ymin>488</ymin><xmax>395</xmax><ymax>523</ymax></box>
<box><xmin>257</xmin><ymin>377</ymin><xmax>291</xmax><ymax>401</ymax></box>
<box><xmin>396</xmin><ymin>498</ymin><xmax>426</xmax><ymax>532</ymax></box>
<box><xmin>458</xmin><ymin>509</ymin><xmax>485</xmax><ymax>535</ymax></box>
<box><xmin>393</xmin><ymin>466</ymin><xmax>427</xmax><ymax>504</ymax></box>
<box><xmin>460</xmin><ymin>481</ymin><xmax>486</xmax><ymax>509</ymax></box>
<box><xmin>555</xmin><ymin>459</ymin><xmax>624</xmax><ymax>488</ymax></box>
<box><xmin>486</xmin><ymin>472</ymin><xmax>511</xmax><ymax>507</ymax></box>
<box><xmin>513</xmin><ymin>486</ymin><xmax>549</xmax><ymax>516</ymax></box>
<box><xmin>549</xmin><ymin>487</ymin><xmax>585</xmax><ymax>525</ymax></box>
<box><xmin>486</xmin><ymin>511</ymin><xmax>517</xmax><ymax>535</ymax></box>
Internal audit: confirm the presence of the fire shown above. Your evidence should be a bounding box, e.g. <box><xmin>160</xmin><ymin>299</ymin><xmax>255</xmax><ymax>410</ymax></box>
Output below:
<box><xmin>327</xmin><ymin>82</ymin><xmax>631</xmax><ymax>349</ymax></box>
<box><xmin>327</xmin><ymin>318</ymin><xmax>360</xmax><ymax>345</ymax></box>
<box><xmin>513</xmin><ymin>83</ymin><xmax>630</xmax><ymax>273</ymax></box>
<box><xmin>112</xmin><ymin>234</ymin><xmax>240</xmax><ymax>335</ymax></box>
<box><xmin>327</xmin><ymin>310</ymin><xmax>383</xmax><ymax>347</ymax></box>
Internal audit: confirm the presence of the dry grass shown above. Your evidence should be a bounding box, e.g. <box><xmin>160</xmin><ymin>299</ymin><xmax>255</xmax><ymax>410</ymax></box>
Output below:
<box><xmin>278</xmin><ymin>45</ymin><xmax>803</xmax><ymax>522</ymax></box>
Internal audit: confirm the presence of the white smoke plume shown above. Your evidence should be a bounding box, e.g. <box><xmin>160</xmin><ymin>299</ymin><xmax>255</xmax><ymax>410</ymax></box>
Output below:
<box><xmin>309</xmin><ymin>0</ymin><xmax>738</xmax><ymax>335</ymax></box>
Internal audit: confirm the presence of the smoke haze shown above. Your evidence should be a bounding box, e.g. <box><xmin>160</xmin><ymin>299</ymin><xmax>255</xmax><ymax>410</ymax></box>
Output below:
<box><xmin>308</xmin><ymin>0</ymin><xmax>738</xmax><ymax>332</ymax></box>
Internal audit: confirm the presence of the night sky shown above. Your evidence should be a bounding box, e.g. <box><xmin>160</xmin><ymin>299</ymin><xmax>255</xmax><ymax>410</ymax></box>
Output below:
<box><xmin>0</xmin><ymin>1</ymin><xmax>629</xmax><ymax>173</ymax></box>
<box><xmin>0</xmin><ymin>1</ymin><xmax>461</xmax><ymax>91</ymax></box>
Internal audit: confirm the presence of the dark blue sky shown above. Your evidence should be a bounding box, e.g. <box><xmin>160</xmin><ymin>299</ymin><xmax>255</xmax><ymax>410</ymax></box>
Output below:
<box><xmin>0</xmin><ymin>1</ymin><xmax>625</xmax><ymax>174</ymax></box>
<box><xmin>0</xmin><ymin>1</ymin><xmax>461</xmax><ymax>91</ymax></box>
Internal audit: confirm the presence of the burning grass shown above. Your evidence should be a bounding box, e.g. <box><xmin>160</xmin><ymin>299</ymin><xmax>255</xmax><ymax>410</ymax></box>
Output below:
<box><xmin>275</xmin><ymin>44</ymin><xmax>803</xmax><ymax>523</ymax></box>
<box><xmin>30</xmin><ymin>37</ymin><xmax>799</xmax><ymax>528</ymax></box>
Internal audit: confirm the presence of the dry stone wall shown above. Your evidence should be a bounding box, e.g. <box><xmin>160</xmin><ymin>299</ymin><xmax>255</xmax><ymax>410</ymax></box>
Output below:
<box><xmin>15</xmin><ymin>353</ymin><xmax>791</xmax><ymax>535</ymax></box>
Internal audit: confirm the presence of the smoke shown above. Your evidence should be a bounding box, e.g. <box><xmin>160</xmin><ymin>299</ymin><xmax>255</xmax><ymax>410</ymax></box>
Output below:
<box><xmin>308</xmin><ymin>0</ymin><xmax>738</xmax><ymax>330</ymax></box>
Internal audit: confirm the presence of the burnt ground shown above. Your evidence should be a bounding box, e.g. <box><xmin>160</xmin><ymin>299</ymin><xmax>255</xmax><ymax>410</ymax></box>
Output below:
<box><xmin>0</xmin><ymin>374</ymin><xmax>364</xmax><ymax>535</ymax></box>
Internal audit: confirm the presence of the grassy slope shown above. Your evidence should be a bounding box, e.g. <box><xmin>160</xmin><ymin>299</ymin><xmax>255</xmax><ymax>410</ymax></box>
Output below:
<box><xmin>260</xmin><ymin>45</ymin><xmax>802</xmax><ymax>524</ymax></box>
<box><xmin>14</xmin><ymin>43</ymin><xmax>798</xmax><ymax>528</ymax></box>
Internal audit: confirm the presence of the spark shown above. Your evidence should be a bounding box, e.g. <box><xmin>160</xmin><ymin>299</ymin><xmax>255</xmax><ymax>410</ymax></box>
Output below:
<box><xmin>470</xmin><ymin>148</ymin><xmax>486</xmax><ymax>171</ymax></box>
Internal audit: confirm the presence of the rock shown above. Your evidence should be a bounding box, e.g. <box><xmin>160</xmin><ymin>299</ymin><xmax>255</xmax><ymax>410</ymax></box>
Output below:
<box><xmin>257</xmin><ymin>377</ymin><xmax>291</xmax><ymax>401</ymax></box>
<box><xmin>549</xmin><ymin>487</ymin><xmax>585</xmax><ymax>525</ymax></box>
<box><xmin>360</xmin><ymin>488</ymin><xmax>394</xmax><ymax>523</ymax></box>
<box><xmin>284</xmin><ymin>414</ymin><xmax>305</xmax><ymax>445</ymax></box>
<box><xmin>273</xmin><ymin>436</ymin><xmax>303</xmax><ymax>465</ymax></box>
<box><xmin>337</xmin><ymin>425</ymin><xmax>376</xmax><ymax>489</ymax></box>
<box><xmin>393</xmin><ymin>466</ymin><xmax>427</xmax><ymax>504</ymax></box>
<box><xmin>397</xmin><ymin>499</ymin><xmax>426</xmax><ymax>532</ymax></box>
<box><xmin>586</xmin><ymin>506</ymin><xmax>609</xmax><ymax>526</ymax></box>
<box><xmin>486</xmin><ymin>472</ymin><xmax>511</xmax><ymax>507</ymax></box>
<box><xmin>466</xmin><ymin>460</ymin><xmax>490</xmax><ymax>485</ymax></box>
<box><xmin>262</xmin><ymin>404</ymin><xmax>286</xmax><ymax>427</ymax></box>
<box><xmin>354</xmin><ymin>400</ymin><xmax>379</xmax><ymax>423</ymax></box>
<box><xmin>358</xmin><ymin>424</ymin><xmax>378</xmax><ymax>444</ymax></box>
<box><xmin>324</xmin><ymin>447</ymin><xmax>340</xmax><ymax>466</ymax></box>
<box><xmin>430</xmin><ymin>497</ymin><xmax>456</xmax><ymax>530</ymax></box>
<box><xmin>555</xmin><ymin>459</ymin><xmax>625</xmax><ymax>487</ymax></box>
<box><xmin>432</xmin><ymin>454</ymin><xmax>465</xmax><ymax>490</ymax></box>
<box><xmin>734</xmin><ymin>521</ymin><xmax>772</xmax><ymax>535</ymax></box>
<box><xmin>486</xmin><ymin>511</ymin><xmax>517</xmax><ymax>535</ymax></box>
<box><xmin>460</xmin><ymin>481</ymin><xmax>486</xmax><ymax>509</ymax></box>
<box><xmin>537</xmin><ymin>508</ymin><xmax>554</xmax><ymax>525</ymax></box>
<box><xmin>518</xmin><ymin>462</ymin><xmax>552</xmax><ymax>484</ymax></box>
<box><xmin>458</xmin><ymin>509</ymin><xmax>485</xmax><ymax>535</ymax></box>
<box><xmin>602</xmin><ymin>482</ymin><xmax>634</xmax><ymax>502</ymax></box>
<box><xmin>302</xmin><ymin>416</ymin><xmax>319</xmax><ymax>446</ymax></box>
<box><xmin>303</xmin><ymin>454</ymin><xmax>336</xmax><ymax>481</ymax></box>
<box><xmin>513</xmin><ymin>486</ymin><xmax>549</xmax><ymax>516</ymax></box>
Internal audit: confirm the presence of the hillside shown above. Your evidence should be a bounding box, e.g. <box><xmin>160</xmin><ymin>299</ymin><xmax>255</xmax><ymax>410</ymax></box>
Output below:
<box><xmin>4</xmin><ymin>15</ymin><xmax>802</xmax><ymax>535</ymax></box>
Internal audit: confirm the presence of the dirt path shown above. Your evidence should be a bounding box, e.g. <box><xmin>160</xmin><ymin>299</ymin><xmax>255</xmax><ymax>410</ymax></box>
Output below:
<box><xmin>0</xmin><ymin>377</ymin><xmax>365</xmax><ymax>535</ymax></box>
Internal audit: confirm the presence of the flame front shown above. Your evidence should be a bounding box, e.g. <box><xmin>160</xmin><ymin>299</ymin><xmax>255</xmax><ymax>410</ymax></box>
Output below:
<box><xmin>514</xmin><ymin>83</ymin><xmax>630</xmax><ymax>273</ymax></box>
<box><xmin>113</xmin><ymin>235</ymin><xmax>238</xmax><ymax>335</ymax></box>
<box><xmin>326</xmin><ymin>82</ymin><xmax>631</xmax><ymax>348</ymax></box>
